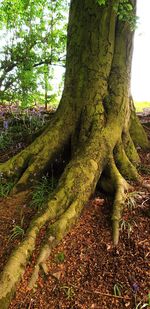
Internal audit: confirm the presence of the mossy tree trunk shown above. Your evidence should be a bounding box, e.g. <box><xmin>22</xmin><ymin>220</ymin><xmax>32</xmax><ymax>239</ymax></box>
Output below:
<box><xmin>0</xmin><ymin>0</ymin><xmax>149</xmax><ymax>307</ymax></box>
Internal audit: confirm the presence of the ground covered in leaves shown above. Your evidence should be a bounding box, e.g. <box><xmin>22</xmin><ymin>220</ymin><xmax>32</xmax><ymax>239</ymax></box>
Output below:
<box><xmin>0</xmin><ymin>105</ymin><xmax>150</xmax><ymax>309</ymax></box>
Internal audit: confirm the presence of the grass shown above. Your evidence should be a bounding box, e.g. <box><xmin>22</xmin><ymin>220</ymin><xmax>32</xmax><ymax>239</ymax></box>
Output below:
<box><xmin>55</xmin><ymin>252</ymin><xmax>65</xmax><ymax>264</ymax></box>
<box><xmin>30</xmin><ymin>176</ymin><xmax>57</xmax><ymax>211</ymax></box>
<box><xmin>9</xmin><ymin>225</ymin><xmax>24</xmax><ymax>240</ymax></box>
<box><xmin>135</xmin><ymin>292</ymin><xmax>150</xmax><ymax>309</ymax></box>
<box><xmin>0</xmin><ymin>131</ymin><xmax>12</xmax><ymax>150</ymax></box>
<box><xmin>113</xmin><ymin>283</ymin><xmax>122</xmax><ymax>297</ymax></box>
<box><xmin>134</xmin><ymin>101</ymin><xmax>150</xmax><ymax>112</ymax></box>
<box><xmin>126</xmin><ymin>191</ymin><xmax>140</xmax><ymax>211</ymax></box>
<box><xmin>0</xmin><ymin>181</ymin><xmax>14</xmax><ymax>198</ymax></box>
<box><xmin>120</xmin><ymin>219</ymin><xmax>135</xmax><ymax>238</ymax></box>
<box><xmin>60</xmin><ymin>285</ymin><xmax>75</xmax><ymax>300</ymax></box>
<box><xmin>0</xmin><ymin>109</ymin><xmax>48</xmax><ymax>150</ymax></box>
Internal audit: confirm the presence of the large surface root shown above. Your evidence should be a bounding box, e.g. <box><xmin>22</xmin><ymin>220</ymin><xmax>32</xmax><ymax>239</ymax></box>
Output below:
<box><xmin>130</xmin><ymin>110</ymin><xmax>150</xmax><ymax>150</ymax></box>
<box><xmin>114</xmin><ymin>140</ymin><xmax>140</xmax><ymax>181</ymax></box>
<box><xmin>28</xmin><ymin>197</ymin><xmax>84</xmax><ymax>289</ymax></box>
<box><xmin>0</xmin><ymin>190</ymin><xmax>69</xmax><ymax>308</ymax></box>
<box><xmin>108</xmin><ymin>158</ymin><xmax>130</xmax><ymax>245</ymax></box>
<box><xmin>0</xmin><ymin>112</ymin><xmax>145</xmax><ymax>307</ymax></box>
<box><xmin>0</xmin><ymin>139</ymin><xmax>103</xmax><ymax>308</ymax></box>
<box><xmin>0</xmin><ymin>109</ymin><xmax>74</xmax><ymax>187</ymax></box>
<box><xmin>122</xmin><ymin>131</ymin><xmax>140</xmax><ymax>164</ymax></box>
<box><xmin>100</xmin><ymin>157</ymin><xmax>130</xmax><ymax>246</ymax></box>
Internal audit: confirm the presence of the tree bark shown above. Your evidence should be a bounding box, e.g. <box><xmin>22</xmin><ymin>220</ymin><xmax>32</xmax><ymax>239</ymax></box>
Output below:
<box><xmin>0</xmin><ymin>0</ymin><xmax>149</xmax><ymax>307</ymax></box>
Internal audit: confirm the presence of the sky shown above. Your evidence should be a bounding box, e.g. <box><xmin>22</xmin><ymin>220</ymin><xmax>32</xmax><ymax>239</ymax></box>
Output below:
<box><xmin>131</xmin><ymin>0</ymin><xmax>150</xmax><ymax>102</ymax></box>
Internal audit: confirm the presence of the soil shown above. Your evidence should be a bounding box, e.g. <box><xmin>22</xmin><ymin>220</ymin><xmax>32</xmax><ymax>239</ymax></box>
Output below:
<box><xmin>0</xmin><ymin>106</ymin><xmax>150</xmax><ymax>309</ymax></box>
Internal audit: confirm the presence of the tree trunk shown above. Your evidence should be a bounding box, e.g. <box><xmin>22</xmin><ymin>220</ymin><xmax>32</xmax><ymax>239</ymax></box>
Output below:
<box><xmin>0</xmin><ymin>0</ymin><xmax>149</xmax><ymax>307</ymax></box>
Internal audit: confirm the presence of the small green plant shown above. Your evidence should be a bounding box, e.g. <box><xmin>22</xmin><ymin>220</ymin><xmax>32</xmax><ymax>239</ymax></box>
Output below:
<box><xmin>126</xmin><ymin>191</ymin><xmax>139</xmax><ymax>211</ymax></box>
<box><xmin>97</xmin><ymin>0</ymin><xmax>106</xmax><ymax>5</ymax></box>
<box><xmin>135</xmin><ymin>302</ymin><xmax>149</xmax><ymax>309</ymax></box>
<box><xmin>135</xmin><ymin>293</ymin><xmax>150</xmax><ymax>309</ymax></box>
<box><xmin>60</xmin><ymin>285</ymin><xmax>75</xmax><ymax>300</ymax></box>
<box><xmin>30</xmin><ymin>176</ymin><xmax>57</xmax><ymax>211</ymax></box>
<box><xmin>120</xmin><ymin>219</ymin><xmax>134</xmax><ymax>238</ymax></box>
<box><xmin>0</xmin><ymin>181</ymin><xmax>14</xmax><ymax>197</ymax></box>
<box><xmin>10</xmin><ymin>225</ymin><xmax>24</xmax><ymax>240</ymax></box>
<box><xmin>113</xmin><ymin>283</ymin><xmax>122</xmax><ymax>296</ymax></box>
<box><xmin>55</xmin><ymin>252</ymin><xmax>65</xmax><ymax>264</ymax></box>
<box><xmin>0</xmin><ymin>131</ymin><xmax>12</xmax><ymax>150</ymax></box>
<box><xmin>0</xmin><ymin>109</ymin><xmax>48</xmax><ymax>150</ymax></box>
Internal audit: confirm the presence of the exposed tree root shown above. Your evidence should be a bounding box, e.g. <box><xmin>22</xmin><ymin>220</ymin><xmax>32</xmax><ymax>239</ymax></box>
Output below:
<box><xmin>28</xmin><ymin>197</ymin><xmax>84</xmax><ymax>289</ymax></box>
<box><xmin>0</xmin><ymin>106</ymin><xmax>74</xmax><ymax>187</ymax></box>
<box><xmin>107</xmin><ymin>157</ymin><xmax>130</xmax><ymax>245</ymax></box>
<box><xmin>122</xmin><ymin>131</ymin><xmax>140</xmax><ymax>164</ymax></box>
<box><xmin>0</xmin><ymin>190</ymin><xmax>69</xmax><ymax>308</ymax></box>
<box><xmin>0</xmin><ymin>134</ymin><xmax>105</xmax><ymax>307</ymax></box>
<box><xmin>114</xmin><ymin>139</ymin><xmax>139</xmax><ymax>181</ymax></box>
<box><xmin>130</xmin><ymin>108</ymin><xmax>150</xmax><ymax>150</ymax></box>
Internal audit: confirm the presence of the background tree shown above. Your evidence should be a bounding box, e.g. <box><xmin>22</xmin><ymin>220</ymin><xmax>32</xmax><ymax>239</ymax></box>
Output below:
<box><xmin>0</xmin><ymin>0</ymin><xmax>149</xmax><ymax>307</ymax></box>
<box><xmin>0</xmin><ymin>0</ymin><xmax>69</xmax><ymax>107</ymax></box>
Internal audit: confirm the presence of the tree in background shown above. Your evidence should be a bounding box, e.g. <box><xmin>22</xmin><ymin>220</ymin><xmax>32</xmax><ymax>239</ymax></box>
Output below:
<box><xmin>0</xmin><ymin>0</ymin><xmax>69</xmax><ymax>107</ymax></box>
<box><xmin>0</xmin><ymin>0</ymin><xmax>149</xmax><ymax>307</ymax></box>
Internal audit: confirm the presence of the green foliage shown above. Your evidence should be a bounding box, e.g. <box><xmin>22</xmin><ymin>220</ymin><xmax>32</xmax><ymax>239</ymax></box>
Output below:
<box><xmin>0</xmin><ymin>131</ymin><xmax>12</xmax><ymax>149</ymax></box>
<box><xmin>55</xmin><ymin>252</ymin><xmax>65</xmax><ymax>264</ymax></box>
<box><xmin>10</xmin><ymin>225</ymin><xmax>24</xmax><ymax>240</ymax></box>
<box><xmin>0</xmin><ymin>109</ymin><xmax>47</xmax><ymax>150</ymax></box>
<box><xmin>134</xmin><ymin>101</ymin><xmax>150</xmax><ymax>112</ymax></box>
<box><xmin>113</xmin><ymin>283</ymin><xmax>122</xmax><ymax>296</ymax></box>
<box><xmin>96</xmin><ymin>0</ymin><xmax>106</xmax><ymax>6</ymax></box>
<box><xmin>0</xmin><ymin>0</ymin><xmax>69</xmax><ymax>107</ymax></box>
<box><xmin>30</xmin><ymin>176</ymin><xmax>57</xmax><ymax>211</ymax></box>
<box><xmin>135</xmin><ymin>294</ymin><xmax>150</xmax><ymax>309</ymax></box>
<box><xmin>60</xmin><ymin>285</ymin><xmax>75</xmax><ymax>300</ymax></box>
<box><xmin>0</xmin><ymin>180</ymin><xmax>14</xmax><ymax>197</ymax></box>
<box><xmin>126</xmin><ymin>191</ymin><xmax>138</xmax><ymax>211</ymax></box>
<box><xmin>120</xmin><ymin>218</ymin><xmax>135</xmax><ymax>238</ymax></box>
<box><xmin>117</xmin><ymin>0</ymin><xmax>138</xmax><ymax>30</ymax></box>
<box><xmin>96</xmin><ymin>0</ymin><xmax>138</xmax><ymax>30</ymax></box>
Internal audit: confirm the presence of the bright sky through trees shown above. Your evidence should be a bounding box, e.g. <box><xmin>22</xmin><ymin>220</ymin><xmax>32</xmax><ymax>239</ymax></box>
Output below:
<box><xmin>131</xmin><ymin>0</ymin><xmax>150</xmax><ymax>101</ymax></box>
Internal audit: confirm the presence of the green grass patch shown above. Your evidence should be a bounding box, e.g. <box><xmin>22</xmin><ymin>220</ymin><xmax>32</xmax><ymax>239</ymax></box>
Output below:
<box><xmin>30</xmin><ymin>176</ymin><xmax>57</xmax><ymax>212</ymax></box>
<box><xmin>0</xmin><ymin>181</ymin><xmax>14</xmax><ymax>198</ymax></box>
<box><xmin>55</xmin><ymin>252</ymin><xmax>65</xmax><ymax>264</ymax></box>
<box><xmin>134</xmin><ymin>101</ymin><xmax>150</xmax><ymax>112</ymax></box>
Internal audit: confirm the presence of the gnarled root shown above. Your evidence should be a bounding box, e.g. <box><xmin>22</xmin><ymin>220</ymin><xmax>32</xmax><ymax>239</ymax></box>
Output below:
<box><xmin>107</xmin><ymin>157</ymin><xmax>130</xmax><ymax>245</ymax></box>
<box><xmin>0</xmin><ymin>107</ymin><xmax>74</xmax><ymax>189</ymax></box>
<box><xmin>28</xmin><ymin>197</ymin><xmax>84</xmax><ymax>289</ymax></box>
<box><xmin>0</xmin><ymin>141</ymin><xmax>102</xmax><ymax>307</ymax></box>
<box><xmin>113</xmin><ymin>140</ymin><xmax>139</xmax><ymax>181</ymax></box>
<box><xmin>0</xmin><ymin>116</ymin><xmax>146</xmax><ymax>307</ymax></box>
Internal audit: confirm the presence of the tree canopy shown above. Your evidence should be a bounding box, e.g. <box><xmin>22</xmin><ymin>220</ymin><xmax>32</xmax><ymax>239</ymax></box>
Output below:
<box><xmin>0</xmin><ymin>0</ymin><xmax>69</xmax><ymax>107</ymax></box>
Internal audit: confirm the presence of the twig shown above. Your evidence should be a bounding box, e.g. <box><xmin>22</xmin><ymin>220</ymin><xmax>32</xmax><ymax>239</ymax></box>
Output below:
<box><xmin>142</xmin><ymin>197</ymin><xmax>150</xmax><ymax>206</ymax></box>
<box><xmin>72</xmin><ymin>285</ymin><xmax>132</xmax><ymax>300</ymax></box>
<box><xmin>28</xmin><ymin>298</ymin><xmax>34</xmax><ymax>309</ymax></box>
<box><xmin>82</xmin><ymin>289</ymin><xmax>132</xmax><ymax>300</ymax></box>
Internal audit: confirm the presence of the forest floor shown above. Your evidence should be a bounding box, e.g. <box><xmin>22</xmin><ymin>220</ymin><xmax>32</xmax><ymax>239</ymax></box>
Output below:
<box><xmin>0</xmin><ymin>105</ymin><xmax>150</xmax><ymax>309</ymax></box>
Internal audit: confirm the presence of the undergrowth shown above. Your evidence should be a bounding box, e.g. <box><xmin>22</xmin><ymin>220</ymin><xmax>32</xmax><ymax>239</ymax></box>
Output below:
<box><xmin>0</xmin><ymin>181</ymin><xmax>14</xmax><ymax>198</ymax></box>
<box><xmin>29</xmin><ymin>176</ymin><xmax>57</xmax><ymax>212</ymax></box>
<box><xmin>0</xmin><ymin>109</ymin><xmax>49</xmax><ymax>150</ymax></box>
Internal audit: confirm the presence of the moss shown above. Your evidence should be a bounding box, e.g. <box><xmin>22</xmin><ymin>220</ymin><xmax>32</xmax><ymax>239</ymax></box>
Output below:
<box><xmin>114</xmin><ymin>141</ymin><xmax>139</xmax><ymax>181</ymax></box>
<box><xmin>130</xmin><ymin>113</ymin><xmax>150</xmax><ymax>150</ymax></box>
<box><xmin>123</xmin><ymin>132</ymin><xmax>140</xmax><ymax>164</ymax></box>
